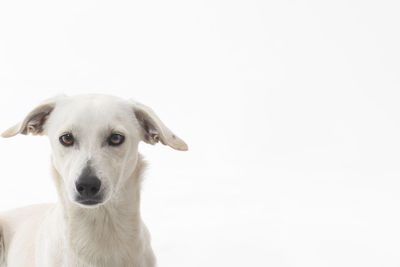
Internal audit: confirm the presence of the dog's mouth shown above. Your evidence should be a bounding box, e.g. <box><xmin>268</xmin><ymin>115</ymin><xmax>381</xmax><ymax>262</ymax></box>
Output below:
<box><xmin>74</xmin><ymin>196</ymin><xmax>104</xmax><ymax>207</ymax></box>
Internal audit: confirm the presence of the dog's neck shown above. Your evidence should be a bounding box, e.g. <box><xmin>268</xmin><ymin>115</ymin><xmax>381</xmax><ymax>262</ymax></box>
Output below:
<box><xmin>51</xmin><ymin>154</ymin><xmax>147</xmax><ymax>266</ymax></box>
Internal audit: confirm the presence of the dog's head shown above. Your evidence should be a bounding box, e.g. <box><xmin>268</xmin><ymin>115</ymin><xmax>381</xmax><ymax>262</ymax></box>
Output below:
<box><xmin>2</xmin><ymin>94</ymin><xmax>187</xmax><ymax>208</ymax></box>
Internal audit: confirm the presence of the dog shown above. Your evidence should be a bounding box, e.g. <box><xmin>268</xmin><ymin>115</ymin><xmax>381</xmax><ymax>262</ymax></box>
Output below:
<box><xmin>0</xmin><ymin>94</ymin><xmax>188</xmax><ymax>267</ymax></box>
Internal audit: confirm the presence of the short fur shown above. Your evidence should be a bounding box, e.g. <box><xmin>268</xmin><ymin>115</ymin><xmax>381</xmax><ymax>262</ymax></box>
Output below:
<box><xmin>0</xmin><ymin>94</ymin><xmax>187</xmax><ymax>267</ymax></box>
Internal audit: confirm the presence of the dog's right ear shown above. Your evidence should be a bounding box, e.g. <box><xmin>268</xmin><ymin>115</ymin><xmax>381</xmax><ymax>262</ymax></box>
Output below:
<box><xmin>1</xmin><ymin>96</ymin><xmax>63</xmax><ymax>138</ymax></box>
<box><xmin>1</xmin><ymin>103</ymin><xmax>55</xmax><ymax>138</ymax></box>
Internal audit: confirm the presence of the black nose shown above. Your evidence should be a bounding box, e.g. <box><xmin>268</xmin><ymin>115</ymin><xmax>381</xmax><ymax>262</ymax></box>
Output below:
<box><xmin>75</xmin><ymin>176</ymin><xmax>101</xmax><ymax>198</ymax></box>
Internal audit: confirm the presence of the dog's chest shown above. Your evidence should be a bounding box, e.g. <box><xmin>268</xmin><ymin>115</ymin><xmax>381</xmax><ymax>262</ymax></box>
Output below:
<box><xmin>35</xmin><ymin>207</ymin><xmax>154</xmax><ymax>267</ymax></box>
<box><xmin>39</xmin><ymin>245</ymin><xmax>146</xmax><ymax>267</ymax></box>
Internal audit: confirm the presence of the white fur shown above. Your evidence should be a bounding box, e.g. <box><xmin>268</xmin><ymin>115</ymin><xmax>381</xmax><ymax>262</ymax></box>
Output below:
<box><xmin>0</xmin><ymin>94</ymin><xmax>187</xmax><ymax>267</ymax></box>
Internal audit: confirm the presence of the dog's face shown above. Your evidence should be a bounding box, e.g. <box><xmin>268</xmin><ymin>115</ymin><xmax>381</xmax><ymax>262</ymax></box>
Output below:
<box><xmin>2</xmin><ymin>94</ymin><xmax>187</xmax><ymax>208</ymax></box>
<box><xmin>47</xmin><ymin>95</ymin><xmax>142</xmax><ymax>207</ymax></box>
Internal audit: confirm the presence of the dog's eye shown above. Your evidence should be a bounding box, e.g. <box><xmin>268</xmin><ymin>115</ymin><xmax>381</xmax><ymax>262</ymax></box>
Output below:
<box><xmin>59</xmin><ymin>134</ymin><xmax>74</xmax><ymax>146</ymax></box>
<box><xmin>108</xmin><ymin>134</ymin><xmax>125</xmax><ymax>146</ymax></box>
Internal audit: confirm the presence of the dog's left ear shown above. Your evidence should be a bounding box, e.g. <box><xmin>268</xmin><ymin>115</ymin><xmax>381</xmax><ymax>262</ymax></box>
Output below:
<box><xmin>132</xmin><ymin>101</ymin><xmax>188</xmax><ymax>151</ymax></box>
<box><xmin>1</xmin><ymin>96</ymin><xmax>62</xmax><ymax>138</ymax></box>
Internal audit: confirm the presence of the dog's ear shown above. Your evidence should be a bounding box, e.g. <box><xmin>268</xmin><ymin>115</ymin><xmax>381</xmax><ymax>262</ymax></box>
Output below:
<box><xmin>132</xmin><ymin>101</ymin><xmax>188</xmax><ymax>151</ymax></box>
<box><xmin>1</xmin><ymin>96</ymin><xmax>63</xmax><ymax>138</ymax></box>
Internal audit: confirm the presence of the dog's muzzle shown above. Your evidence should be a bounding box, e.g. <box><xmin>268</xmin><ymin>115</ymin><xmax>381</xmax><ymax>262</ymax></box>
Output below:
<box><xmin>75</xmin><ymin>175</ymin><xmax>103</xmax><ymax>206</ymax></box>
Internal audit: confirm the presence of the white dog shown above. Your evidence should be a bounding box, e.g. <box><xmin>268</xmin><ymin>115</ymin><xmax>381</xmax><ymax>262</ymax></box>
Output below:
<box><xmin>0</xmin><ymin>94</ymin><xmax>188</xmax><ymax>267</ymax></box>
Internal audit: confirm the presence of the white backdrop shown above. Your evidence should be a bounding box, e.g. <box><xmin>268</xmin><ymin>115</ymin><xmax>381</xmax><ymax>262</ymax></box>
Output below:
<box><xmin>1</xmin><ymin>1</ymin><xmax>400</xmax><ymax>266</ymax></box>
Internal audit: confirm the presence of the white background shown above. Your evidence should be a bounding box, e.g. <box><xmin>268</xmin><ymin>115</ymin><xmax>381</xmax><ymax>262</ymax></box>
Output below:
<box><xmin>0</xmin><ymin>0</ymin><xmax>400</xmax><ymax>266</ymax></box>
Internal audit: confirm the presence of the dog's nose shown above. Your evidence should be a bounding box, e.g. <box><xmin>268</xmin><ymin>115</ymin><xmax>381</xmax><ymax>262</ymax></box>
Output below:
<box><xmin>75</xmin><ymin>176</ymin><xmax>101</xmax><ymax>198</ymax></box>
